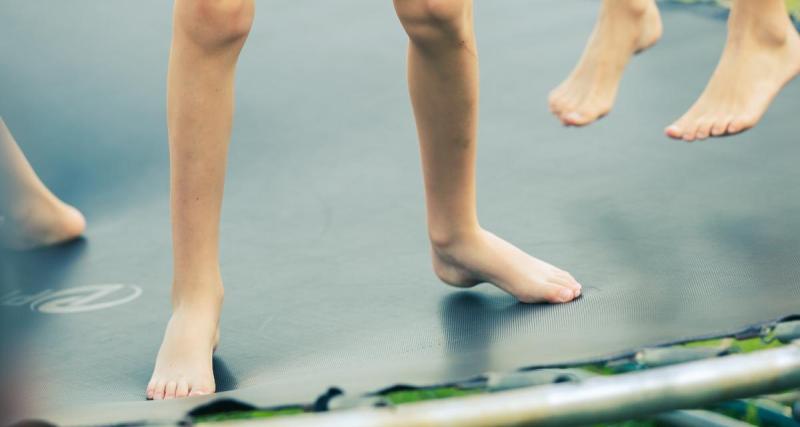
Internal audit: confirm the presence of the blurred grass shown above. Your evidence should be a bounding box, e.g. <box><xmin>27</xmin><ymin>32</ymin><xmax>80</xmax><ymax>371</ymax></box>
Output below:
<box><xmin>195</xmin><ymin>407</ymin><xmax>305</xmax><ymax>423</ymax></box>
<box><xmin>684</xmin><ymin>336</ymin><xmax>783</xmax><ymax>353</ymax></box>
<box><xmin>789</xmin><ymin>0</ymin><xmax>800</xmax><ymax>21</ymax></box>
<box><xmin>384</xmin><ymin>386</ymin><xmax>481</xmax><ymax>405</ymax></box>
<box><xmin>673</xmin><ymin>0</ymin><xmax>800</xmax><ymax>23</ymax></box>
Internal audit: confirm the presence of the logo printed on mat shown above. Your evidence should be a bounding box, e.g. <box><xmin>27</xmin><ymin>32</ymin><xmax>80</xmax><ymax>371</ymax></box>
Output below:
<box><xmin>0</xmin><ymin>284</ymin><xmax>142</xmax><ymax>314</ymax></box>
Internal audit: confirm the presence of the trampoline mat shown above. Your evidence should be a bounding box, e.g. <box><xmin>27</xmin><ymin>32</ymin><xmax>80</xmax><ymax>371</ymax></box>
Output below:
<box><xmin>1</xmin><ymin>0</ymin><xmax>799</xmax><ymax>424</ymax></box>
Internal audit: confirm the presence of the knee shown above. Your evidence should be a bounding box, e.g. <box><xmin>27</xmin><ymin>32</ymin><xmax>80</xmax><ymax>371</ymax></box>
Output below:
<box><xmin>394</xmin><ymin>0</ymin><xmax>469</xmax><ymax>46</ymax></box>
<box><xmin>175</xmin><ymin>0</ymin><xmax>254</xmax><ymax>48</ymax></box>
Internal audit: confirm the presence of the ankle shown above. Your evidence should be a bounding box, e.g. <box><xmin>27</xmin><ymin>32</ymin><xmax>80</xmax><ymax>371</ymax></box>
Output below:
<box><xmin>602</xmin><ymin>0</ymin><xmax>652</xmax><ymax>19</ymax></box>
<box><xmin>428</xmin><ymin>225</ymin><xmax>482</xmax><ymax>252</ymax></box>
<box><xmin>172</xmin><ymin>289</ymin><xmax>224</xmax><ymax>312</ymax></box>
<box><xmin>727</xmin><ymin>6</ymin><xmax>793</xmax><ymax>47</ymax></box>
<box><xmin>171</xmin><ymin>272</ymin><xmax>224</xmax><ymax>310</ymax></box>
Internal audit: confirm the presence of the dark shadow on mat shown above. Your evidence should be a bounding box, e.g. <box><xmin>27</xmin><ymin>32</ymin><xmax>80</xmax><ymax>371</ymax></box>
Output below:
<box><xmin>0</xmin><ymin>239</ymin><xmax>88</xmax><ymax>337</ymax></box>
<box><xmin>213</xmin><ymin>356</ymin><xmax>238</xmax><ymax>393</ymax></box>
<box><xmin>1</xmin><ymin>237</ymin><xmax>88</xmax><ymax>289</ymax></box>
<box><xmin>439</xmin><ymin>292</ymin><xmax>547</xmax><ymax>377</ymax></box>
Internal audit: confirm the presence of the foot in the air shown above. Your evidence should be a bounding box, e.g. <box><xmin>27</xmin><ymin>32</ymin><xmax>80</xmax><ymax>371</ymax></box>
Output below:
<box><xmin>549</xmin><ymin>0</ymin><xmax>662</xmax><ymax>126</ymax></box>
<box><xmin>665</xmin><ymin>8</ymin><xmax>800</xmax><ymax>141</ymax></box>
<box><xmin>0</xmin><ymin>194</ymin><xmax>86</xmax><ymax>251</ymax></box>
<box><xmin>431</xmin><ymin>228</ymin><xmax>582</xmax><ymax>304</ymax></box>
<box><xmin>147</xmin><ymin>285</ymin><xmax>222</xmax><ymax>400</ymax></box>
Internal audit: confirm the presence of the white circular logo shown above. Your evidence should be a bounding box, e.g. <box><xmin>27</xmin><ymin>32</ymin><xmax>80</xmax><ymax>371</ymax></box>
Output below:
<box><xmin>28</xmin><ymin>284</ymin><xmax>142</xmax><ymax>314</ymax></box>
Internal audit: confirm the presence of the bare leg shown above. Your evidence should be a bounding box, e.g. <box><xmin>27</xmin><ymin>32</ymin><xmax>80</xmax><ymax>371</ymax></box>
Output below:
<box><xmin>0</xmin><ymin>117</ymin><xmax>85</xmax><ymax>250</ymax></box>
<box><xmin>548</xmin><ymin>0</ymin><xmax>662</xmax><ymax>126</ymax></box>
<box><xmin>394</xmin><ymin>0</ymin><xmax>581</xmax><ymax>304</ymax></box>
<box><xmin>666</xmin><ymin>0</ymin><xmax>800</xmax><ymax>141</ymax></box>
<box><xmin>147</xmin><ymin>0</ymin><xmax>253</xmax><ymax>400</ymax></box>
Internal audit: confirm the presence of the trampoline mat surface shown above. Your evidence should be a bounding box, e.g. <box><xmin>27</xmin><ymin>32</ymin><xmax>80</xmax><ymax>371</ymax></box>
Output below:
<box><xmin>1</xmin><ymin>0</ymin><xmax>799</xmax><ymax>423</ymax></box>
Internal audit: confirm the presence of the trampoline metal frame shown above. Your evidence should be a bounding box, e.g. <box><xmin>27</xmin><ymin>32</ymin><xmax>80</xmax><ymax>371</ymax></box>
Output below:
<box><xmin>237</xmin><ymin>340</ymin><xmax>800</xmax><ymax>427</ymax></box>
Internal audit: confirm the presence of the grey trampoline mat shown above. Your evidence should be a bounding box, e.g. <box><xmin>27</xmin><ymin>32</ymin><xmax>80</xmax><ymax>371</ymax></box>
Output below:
<box><xmin>1</xmin><ymin>0</ymin><xmax>799</xmax><ymax>424</ymax></box>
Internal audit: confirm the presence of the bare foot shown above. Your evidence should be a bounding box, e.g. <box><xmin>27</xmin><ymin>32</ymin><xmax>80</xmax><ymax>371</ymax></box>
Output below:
<box><xmin>549</xmin><ymin>0</ymin><xmax>662</xmax><ymax>126</ymax></box>
<box><xmin>431</xmin><ymin>228</ymin><xmax>582</xmax><ymax>304</ymax></box>
<box><xmin>147</xmin><ymin>287</ymin><xmax>222</xmax><ymax>400</ymax></box>
<box><xmin>0</xmin><ymin>194</ymin><xmax>86</xmax><ymax>251</ymax></box>
<box><xmin>665</xmin><ymin>7</ymin><xmax>800</xmax><ymax>141</ymax></box>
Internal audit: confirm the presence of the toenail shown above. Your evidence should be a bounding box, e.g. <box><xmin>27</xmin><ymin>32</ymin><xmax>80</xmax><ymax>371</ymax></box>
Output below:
<box><xmin>566</xmin><ymin>112</ymin><xmax>582</xmax><ymax>122</ymax></box>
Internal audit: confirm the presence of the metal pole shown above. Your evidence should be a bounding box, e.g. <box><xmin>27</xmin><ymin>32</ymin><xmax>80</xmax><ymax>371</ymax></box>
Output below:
<box><xmin>233</xmin><ymin>342</ymin><xmax>800</xmax><ymax>427</ymax></box>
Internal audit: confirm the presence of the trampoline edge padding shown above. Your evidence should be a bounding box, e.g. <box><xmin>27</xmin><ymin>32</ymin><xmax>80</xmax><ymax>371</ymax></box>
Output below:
<box><xmin>33</xmin><ymin>315</ymin><xmax>800</xmax><ymax>426</ymax></box>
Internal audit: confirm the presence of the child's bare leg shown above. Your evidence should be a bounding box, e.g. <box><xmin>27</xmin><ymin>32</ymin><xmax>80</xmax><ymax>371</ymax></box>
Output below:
<box><xmin>549</xmin><ymin>0</ymin><xmax>661</xmax><ymax>126</ymax></box>
<box><xmin>666</xmin><ymin>0</ymin><xmax>800</xmax><ymax>141</ymax></box>
<box><xmin>0</xmin><ymin>117</ymin><xmax>85</xmax><ymax>250</ymax></box>
<box><xmin>394</xmin><ymin>0</ymin><xmax>581</xmax><ymax>304</ymax></box>
<box><xmin>147</xmin><ymin>0</ymin><xmax>253</xmax><ymax>400</ymax></box>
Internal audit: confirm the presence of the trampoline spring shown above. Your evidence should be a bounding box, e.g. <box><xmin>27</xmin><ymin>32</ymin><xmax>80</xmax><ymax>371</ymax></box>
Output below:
<box><xmin>485</xmin><ymin>369</ymin><xmax>591</xmax><ymax>392</ymax></box>
<box><xmin>634</xmin><ymin>339</ymin><xmax>734</xmax><ymax>368</ymax></box>
<box><xmin>773</xmin><ymin>321</ymin><xmax>800</xmax><ymax>344</ymax></box>
<box><xmin>760</xmin><ymin>320</ymin><xmax>800</xmax><ymax>344</ymax></box>
<box><xmin>761</xmin><ymin>324</ymin><xmax>779</xmax><ymax>344</ymax></box>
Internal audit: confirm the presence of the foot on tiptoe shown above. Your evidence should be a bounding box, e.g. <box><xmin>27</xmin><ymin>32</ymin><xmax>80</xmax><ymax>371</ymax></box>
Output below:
<box><xmin>549</xmin><ymin>0</ymin><xmax>662</xmax><ymax>126</ymax></box>
<box><xmin>665</xmin><ymin>10</ymin><xmax>800</xmax><ymax>141</ymax></box>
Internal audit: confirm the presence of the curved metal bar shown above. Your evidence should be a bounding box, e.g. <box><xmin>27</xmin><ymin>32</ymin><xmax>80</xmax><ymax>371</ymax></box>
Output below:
<box><xmin>245</xmin><ymin>342</ymin><xmax>800</xmax><ymax>427</ymax></box>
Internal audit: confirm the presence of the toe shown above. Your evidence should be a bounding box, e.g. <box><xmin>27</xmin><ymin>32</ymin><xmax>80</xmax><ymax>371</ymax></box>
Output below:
<box><xmin>189</xmin><ymin>386</ymin><xmax>213</xmax><ymax>397</ymax></box>
<box><xmin>558</xmin><ymin>111</ymin><xmax>576</xmax><ymax>126</ymax></box>
<box><xmin>548</xmin><ymin>89</ymin><xmax>564</xmax><ymax>114</ymax></box>
<box><xmin>664</xmin><ymin>119</ymin><xmax>686</xmax><ymax>139</ymax></box>
<box><xmin>549</xmin><ymin>84</ymin><xmax>573</xmax><ymax>115</ymax></box>
<box><xmin>727</xmin><ymin>120</ymin><xmax>742</xmax><ymax>134</ymax></box>
<box><xmin>681</xmin><ymin>123</ymin><xmax>698</xmax><ymax>142</ymax></box>
<box><xmin>680</xmin><ymin>117</ymin><xmax>702</xmax><ymax>141</ymax></box>
<box><xmin>66</xmin><ymin>205</ymin><xmax>87</xmax><ymax>236</ymax></box>
<box><xmin>553</xmin><ymin>276</ymin><xmax>581</xmax><ymax>298</ymax></box>
<box><xmin>694</xmin><ymin>118</ymin><xmax>713</xmax><ymax>140</ymax></box>
<box><xmin>557</xmin><ymin>97</ymin><xmax>581</xmax><ymax>124</ymax></box>
<box><xmin>554</xmin><ymin>271</ymin><xmax>581</xmax><ymax>291</ymax></box>
<box><xmin>566</xmin><ymin>103</ymin><xmax>607</xmax><ymax>127</ymax></box>
<box><xmin>666</xmin><ymin>110</ymin><xmax>699</xmax><ymax>141</ymax></box>
<box><xmin>727</xmin><ymin>114</ymin><xmax>756</xmax><ymax>135</ymax></box>
<box><xmin>535</xmin><ymin>282</ymin><xmax>578</xmax><ymax>304</ymax></box>
<box><xmin>176</xmin><ymin>380</ymin><xmax>190</xmax><ymax>399</ymax></box>
<box><xmin>551</xmin><ymin>284</ymin><xmax>578</xmax><ymax>303</ymax></box>
<box><xmin>562</xmin><ymin>99</ymin><xmax>600</xmax><ymax>126</ymax></box>
<box><xmin>164</xmin><ymin>381</ymin><xmax>178</xmax><ymax>400</ymax></box>
<box><xmin>562</xmin><ymin>111</ymin><xmax>587</xmax><ymax>126</ymax></box>
<box><xmin>513</xmin><ymin>281</ymin><xmax>571</xmax><ymax>304</ymax></box>
<box><xmin>152</xmin><ymin>381</ymin><xmax>167</xmax><ymax>400</ymax></box>
<box><xmin>710</xmin><ymin>116</ymin><xmax>732</xmax><ymax>136</ymax></box>
<box><xmin>146</xmin><ymin>380</ymin><xmax>156</xmax><ymax>400</ymax></box>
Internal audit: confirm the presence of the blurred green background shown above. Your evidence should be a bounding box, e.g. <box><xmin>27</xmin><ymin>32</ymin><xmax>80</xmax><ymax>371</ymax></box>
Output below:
<box><xmin>676</xmin><ymin>0</ymin><xmax>800</xmax><ymax>23</ymax></box>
